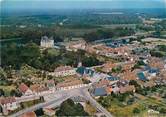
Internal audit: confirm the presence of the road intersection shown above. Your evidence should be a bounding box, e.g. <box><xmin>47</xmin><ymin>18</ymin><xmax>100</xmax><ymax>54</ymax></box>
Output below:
<box><xmin>9</xmin><ymin>86</ymin><xmax>113</xmax><ymax>117</ymax></box>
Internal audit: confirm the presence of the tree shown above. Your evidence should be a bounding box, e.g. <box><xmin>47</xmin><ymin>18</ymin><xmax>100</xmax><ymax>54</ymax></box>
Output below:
<box><xmin>159</xmin><ymin>108</ymin><xmax>166</xmax><ymax>114</ymax></box>
<box><xmin>20</xmin><ymin>42</ymin><xmax>41</xmax><ymax>66</ymax></box>
<box><xmin>129</xmin><ymin>80</ymin><xmax>141</xmax><ymax>92</ymax></box>
<box><xmin>133</xmin><ymin>107</ymin><xmax>140</xmax><ymax>114</ymax></box>
<box><xmin>0</xmin><ymin>89</ymin><xmax>5</xmax><ymax>97</ymax></box>
<box><xmin>10</xmin><ymin>89</ymin><xmax>22</xmax><ymax>97</ymax></box>
<box><xmin>0</xmin><ymin>68</ymin><xmax>7</xmax><ymax>79</ymax></box>
<box><xmin>56</xmin><ymin>99</ymin><xmax>89</xmax><ymax>116</ymax></box>
<box><xmin>35</xmin><ymin>108</ymin><xmax>44</xmax><ymax>116</ymax></box>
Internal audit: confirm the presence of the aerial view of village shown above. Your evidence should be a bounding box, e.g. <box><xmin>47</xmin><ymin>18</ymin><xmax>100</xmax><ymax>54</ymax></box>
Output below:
<box><xmin>0</xmin><ymin>0</ymin><xmax>166</xmax><ymax>117</ymax></box>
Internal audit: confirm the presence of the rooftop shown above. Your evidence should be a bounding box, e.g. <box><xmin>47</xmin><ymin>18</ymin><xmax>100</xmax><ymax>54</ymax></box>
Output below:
<box><xmin>19</xmin><ymin>83</ymin><xmax>29</xmax><ymax>93</ymax></box>
<box><xmin>0</xmin><ymin>97</ymin><xmax>16</xmax><ymax>105</ymax></box>
<box><xmin>56</xmin><ymin>79</ymin><xmax>83</xmax><ymax>88</ymax></box>
<box><xmin>21</xmin><ymin>111</ymin><xmax>36</xmax><ymax>117</ymax></box>
<box><xmin>137</xmin><ymin>72</ymin><xmax>148</xmax><ymax>81</ymax></box>
<box><xmin>93</xmin><ymin>87</ymin><xmax>107</xmax><ymax>96</ymax></box>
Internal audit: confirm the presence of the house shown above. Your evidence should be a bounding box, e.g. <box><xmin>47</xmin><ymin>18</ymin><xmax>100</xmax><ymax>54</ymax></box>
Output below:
<box><xmin>149</xmin><ymin>57</ymin><xmax>164</xmax><ymax>69</ymax></box>
<box><xmin>120</xmin><ymin>71</ymin><xmax>137</xmax><ymax>81</ymax></box>
<box><xmin>50</xmin><ymin>66</ymin><xmax>76</xmax><ymax>77</ymax></box>
<box><xmin>137</xmin><ymin>72</ymin><xmax>148</xmax><ymax>81</ymax></box>
<box><xmin>19</xmin><ymin>83</ymin><xmax>33</xmax><ymax>96</ymax></box>
<box><xmin>40</xmin><ymin>36</ymin><xmax>54</xmax><ymax>48</ymax></box>
<box><xmin>119</xmin><ymin>85</ymin><xmax>135</xmax><ymax>94</ymax></box>
<box><xmin>76</xmin><ymin>66</ymin><xmax>95</xmax><ymax>77</ymax></box>
<box><xmin>93</xmin><ymin>87</ymin><xmax>107</xmax><ymax>97</ymax></box>
<box><xmin>0</xmin><ymin>97</ymin><xmax>19</xmax><ymax>115</ymax></box>
<box><xmin>21</xmin><ymin>111</ymin><xmax>36</xmax><ymax>117</ymax></box>
<box><xmin>122</xmin><ymin>62</ymin><xmax>135</xmax><ymax>72</ymax></box>
<box><xmin>95</xmin><ymin>112</ymin><xmax>106</xmax><ymax>117</ymax></box>
<box><xmin>93</xmin><ymin>79</ymin><xmax>110</xmax><ymax>88</ymax></box>
<box><xmin>101</xmin><ymin>62</ymin><xmax>117</xmax><ymax>73</ymax></box>
<box><xmin>143</xmin><ymin>81</ymin><xmax>156</xmax><ymax>88</ymax></box>
<box><xmin>56</xmin><ymin>79</ymin><xmax>85</xmax><ymax>90</ymax></box>
<box><xmin>112</xmin><ymin>86</ymin><xmax>120</xmax><ymax>94</ymax></box>
<box><xmin>143</xmin><ymin>66</ymin><xmax>159</xmax><ymax>80</ymax></box>
<box><xmin>30</xmin><ymin>84</ymin><xmax>50</xmax><ymax>95</ymax></box>
<box><xmin>107</xmin><ymin>76</ymin><xmax>119</xmax><ymax>81</ymax></box>
<box><xmin>147</xmin><ymin>68</ymin><xmax>159</xmax><ymax>79</ymax></box>
<box><xmin>76</xmin><ymin>66</ymin><xmax>86</xmax><ymax>76</ymax></box>
<box><xmin>43</xmin><ymin>108</ymin><xmax>55</xmax><ymax>116</ymax></box>
<box><xmin>65</xmin><ymin>40</ymin><xmax>86</xmax><ymax>51</ymax></box>
<box><xmin>148</xmin><ymin>109</ymin><xmax>159</xmax><ymax>114</ymax></box>
<box><xmin>105</xmin><ymin>86</ymin><xmax>113</xmax><ymax>95</ymax></box>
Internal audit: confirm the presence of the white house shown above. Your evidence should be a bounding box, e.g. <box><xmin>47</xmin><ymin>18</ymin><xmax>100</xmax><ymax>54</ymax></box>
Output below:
<box><xmin>40</xmin><ymin>36</ymin><xmax>54</xmax><ymax>48</ymax></box>
<box><xmin>50</xmin><ymin>66</ymin><xmax>76</xmax><ymax>77</ymax></box>
<box><xmin>0</xmin><ymin>97</ymin><xmax>19</xmax><ymax>115</ymax></box>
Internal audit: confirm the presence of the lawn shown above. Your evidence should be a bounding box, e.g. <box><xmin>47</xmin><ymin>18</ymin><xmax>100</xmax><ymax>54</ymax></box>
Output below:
<box><xmin>21</xmin><ymin>98</ymin><xmax>44</xmax><ymax>108</ymax></box>
<box><xmin>0</xmin><ymin>85</ymin><xmax>16</xmax><ymax>96</ymax></box>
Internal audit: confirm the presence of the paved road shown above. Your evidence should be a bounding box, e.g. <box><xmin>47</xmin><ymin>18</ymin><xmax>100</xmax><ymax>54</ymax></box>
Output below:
<box><xmin>10</xmin><ymin>86</ymin><xmax>113</xmax><ymax>117</ymax></box>
<box><xmin>9</xmin><ymin>95</ymin><xmax>69</xmax><ymax>117</ymax></box>
<box><xmin>81</xmin><ymin>88</ymin><xmax>113</xmax><ymax>117</ymax></box>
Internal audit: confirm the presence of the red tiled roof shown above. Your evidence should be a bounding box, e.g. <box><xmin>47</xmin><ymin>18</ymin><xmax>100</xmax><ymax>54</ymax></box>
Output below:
<box><xmin>19</xmin><ymin>83</ymin><xmax>29</xmax><ymax>93</ymax></box>
<box><xmin>94</xmin><ymin>79</ymin><xmax>110</xmax><ymax>88</ymax></box>
<box><xmin>21</xmin><ymin>112</ymin><xmax>36</xmax><ymax>117</ymax></box>
<box><xmin>121</xmin><ymin>71</ymin><xmax>137</xmax><ymax>80</ymax></box>
<box><xmin>0</xmin><ymin>97</ymin><xmax>16</xmax><ymax>105</ymax></box>
<box><xmin>30</xmin><ymin>84</ymin><xmax>49</xmax><ymax>93</ymax></box>
<box><xmin>56</xmin><ymin>79</ymin><xmax>83</xmax><ymax>88</ymax></box>
<box><xmin>149</xmin><ymin>57</ymin><xmax>164</xmax><ymax>69</ymax></box>
<box><xmin>119</xmin><ymin>85</ymin><xmax>135</xmax><ymax>93</ymax></box>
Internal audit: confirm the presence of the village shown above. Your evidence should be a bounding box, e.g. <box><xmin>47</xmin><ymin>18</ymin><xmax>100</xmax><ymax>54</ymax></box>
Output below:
<box><xmin>0</xmin><ymin>34</ymin><xmax>166</xmax><ymax>117</ymax></box>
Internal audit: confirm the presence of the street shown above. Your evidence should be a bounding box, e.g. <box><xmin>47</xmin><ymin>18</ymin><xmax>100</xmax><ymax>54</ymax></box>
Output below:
<box><xmin>9</xmin><ymin>86</ymin><xmax>113</xmax><ymax>117</ymax></box>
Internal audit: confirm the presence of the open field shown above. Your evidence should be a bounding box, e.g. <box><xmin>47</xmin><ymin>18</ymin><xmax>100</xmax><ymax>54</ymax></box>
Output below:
<box><xmin>142</xmin><ymin>37</ymin><xmax>166</xmax><ymax>42</ymax></box>
<box><xmin>108</xmin><ymin>98</ymin><xmax>166</xmax><ymax>117</ymax></box>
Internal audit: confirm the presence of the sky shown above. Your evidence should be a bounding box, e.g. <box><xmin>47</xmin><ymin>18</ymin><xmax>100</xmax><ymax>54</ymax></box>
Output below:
<box><xmin>1</xmin><ymin>0</ymin><xmax>166</xmax><ymax>11</ymax></box>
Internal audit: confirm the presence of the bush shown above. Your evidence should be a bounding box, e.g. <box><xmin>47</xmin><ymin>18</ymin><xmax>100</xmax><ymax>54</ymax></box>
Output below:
<box><xmin>0</xmin><ymin>89</ymin><xmax>5</xmax><ymax>96</ymax></box>
<box><xmin>133</xmin><ymin>107</ymin><xmax>140</xmax><ymax>114</ymax></box>
<box><xmin>56</xmin><ymin>99</ymin><xmax>89</xmax><ymax>116</ymax></box>
<box><xmin>159</xmin><ymin>108</ymin><xmax>166</xmax><ymax>114</ymax></box>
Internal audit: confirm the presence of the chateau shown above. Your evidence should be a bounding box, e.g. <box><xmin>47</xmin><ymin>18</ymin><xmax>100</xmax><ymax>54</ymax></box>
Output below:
<box><xmin>40</xmin><ymin>36</ymin><xmax>54</xmax><ymax>48</ymax></box>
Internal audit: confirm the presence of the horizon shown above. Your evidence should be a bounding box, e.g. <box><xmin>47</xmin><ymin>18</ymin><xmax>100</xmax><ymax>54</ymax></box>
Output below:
<box><xmin>2</xmin><ymin>0</ymin><xmax>166</xmax><ymax>11</ymax></box>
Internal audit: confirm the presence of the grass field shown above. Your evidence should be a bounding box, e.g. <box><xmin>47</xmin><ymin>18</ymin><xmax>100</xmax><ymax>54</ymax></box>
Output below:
<box><xmin>105</xmin><ymin>95</ymin><xmax>166</xmax><ymax>117</ymax></box>
<box><xmin>0</xmin><ymin>85</ymin><xmax>16</xmax><ymax>96</ymax></box>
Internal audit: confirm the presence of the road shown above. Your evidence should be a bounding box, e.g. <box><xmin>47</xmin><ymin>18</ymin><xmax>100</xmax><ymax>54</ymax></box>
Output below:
<box><xmin>81</xmin><ymin>88</ymin><xmax>113</xmax><ymax>117</ymax></box>
<box><xmin>9</xmin><ymin>94</ymin><xmax>70</xmax><ymax>117</ymax></box>
<box><xmin>9</xmin><ymin>86</ymin><xmax>113</xmax><ymax>117</ymax></box>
